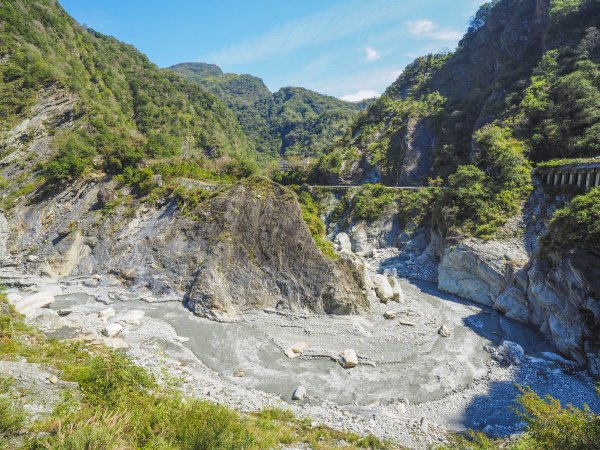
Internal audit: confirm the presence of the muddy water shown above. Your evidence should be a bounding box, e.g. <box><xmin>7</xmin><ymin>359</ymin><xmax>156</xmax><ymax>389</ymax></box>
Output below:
<box><xmin>50</xmin><ymin>279</ymin><xmax>558</xmax><ymax>407</ymax></box>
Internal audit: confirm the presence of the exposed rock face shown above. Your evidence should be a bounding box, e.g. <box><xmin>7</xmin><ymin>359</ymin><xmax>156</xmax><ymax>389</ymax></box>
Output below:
<box><xmin>434</xmin><ymin>184</ymin><xmax>600</xmax><ymax>375</ymax></box>
<box><xmin>438</xmin><ymin>238</ymin><xmax>529</xmax><ymax>306</ymax></box>
<box><xmin>185</xmin><ymin>181</ymin><xmax>369</xmax><ymax>321</ymax></box>
<box><xmin>0</xmin><ymin>212</ymin><xmax>9</xmax><ymax>263</ymax></box>
<box><xmin>7</xmin><ymin>179</ymin><xmax>369</xmax><ymax>322</ymax></box>
<box><xmin>499</xmin><ymin>250</ymin><xmax>600</xmax><ymax>375</ymax></box>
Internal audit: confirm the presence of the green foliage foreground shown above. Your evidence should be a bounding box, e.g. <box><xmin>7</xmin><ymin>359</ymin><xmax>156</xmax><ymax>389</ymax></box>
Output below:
<box><xmin>0</xmin><ymin>293</ymin><xmax>388</xmax><ymax>450</ymax></box>
<box><xmin>441</xmin><ymin>387</ymin><xmax>600</xmax><ymax>450</ymax></box>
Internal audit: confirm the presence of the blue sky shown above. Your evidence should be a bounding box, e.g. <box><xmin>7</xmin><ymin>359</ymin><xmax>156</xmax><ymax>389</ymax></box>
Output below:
<box><xmin>60</xmin><ymin>0</ymin><xmax>486</xmax><ymax>101</ymax></box>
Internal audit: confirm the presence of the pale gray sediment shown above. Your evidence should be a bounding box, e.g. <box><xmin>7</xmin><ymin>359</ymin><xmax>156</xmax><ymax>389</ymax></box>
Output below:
<box><xmin>3</xmin><ymin>268</ymin><xmax>600</xmax><ymax>448</ymax></box>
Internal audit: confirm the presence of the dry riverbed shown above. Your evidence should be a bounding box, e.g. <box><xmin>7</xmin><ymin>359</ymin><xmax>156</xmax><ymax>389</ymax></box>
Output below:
<box><xmin>2</xmin><ymin>268</ymin><xmax>599</xmax><ymax>449</ymax></box>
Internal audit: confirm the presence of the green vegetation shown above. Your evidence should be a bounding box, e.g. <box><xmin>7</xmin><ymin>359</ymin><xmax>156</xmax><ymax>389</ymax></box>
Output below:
<box><xmin>0</xmin><ymin>0</ymin><xmax>256</xmax><ymax>197</ymax></box>
<box><xmin>441</xmin><ymin>386</ymin><xmax>600</xmax><ymax>450</ymax></box>
<box><xmin>332</xmin><ymin>185</ymin><xmax>438</xmax><ymax>228</ymax></box>
<box><xmin>537</xmin><ymin>157</ymin><xmax>600</xmax><ymax>168</ymax></box>
<box><xmin>311</xmin><ymin>0</ymin><xmax>600</xmax><ymax>243</ymax></box>
<box><xmin>0</xmin><ymin>291</ymin><xmax>390</xmax><ymax>449</ymax></box>
<box><xmin>434</xmin><ymin>126</ymin><xmax>532</xmax><ymax>238</ymax></box>
<box><xmin>170</xmin><ymin>63</ymin><xmax>360</xmax><ymax>158</ymax></box>
<box><xmin>295</xmin><ymin>190</ymin><xmax>338</xmax><ymax>260</ymax></box>
<box><xmin>541</xmin><ymin>187</ymin><xmax>600</xmax><ymax>253</ymax></box>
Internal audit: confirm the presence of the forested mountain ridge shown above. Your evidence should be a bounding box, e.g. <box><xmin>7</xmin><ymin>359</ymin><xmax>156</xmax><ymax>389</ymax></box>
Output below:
<box><xmin>169</xmin><ymin>62</ymin><xmax>361</xmax><ymax>158</ymax></box>
<box><xmin>0</xmin><ymin>0</ymin><xmax>258</xmax><ymax>201</ymax></box>
<box><xmin>308</xmin><ymin>0</ymin><xmax>600</xmax><ymax>239</ymax></box>
<box><xmin>315</xmin><ymin>0</ymin><xmax>600</xmax><ymax>181</ymax></box>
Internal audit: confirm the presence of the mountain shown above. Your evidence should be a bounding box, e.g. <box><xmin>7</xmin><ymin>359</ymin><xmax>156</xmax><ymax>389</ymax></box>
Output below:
<box><xmin>0</xmin><ymin>0</ymin><xmax>367</xmax><ymax>319</ymax></box>
<box><xmin>1</xmin><ymin>0</ymin><xmax>265</xmax><ymax>196</ymax></box>
<box><xmin>169</xmin><ymin>62</ymin><xmax>361</xmax><ymax>158</ymax></box>
<box><xmin>314</xmin><ymin>0</ymin><xmax>600</xmax><ymax>186</ymax></box>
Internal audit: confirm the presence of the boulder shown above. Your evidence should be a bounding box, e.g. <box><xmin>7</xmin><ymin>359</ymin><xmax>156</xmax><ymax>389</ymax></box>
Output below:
<box><xmin>101</xmin><ymin>323</ymin><xmax>123</xmax><ymax>338</ymax></box>
<box><xmin>388</xmin><ymin>276</ymin><xmax>404</xmax><ymax>302</ymax></box>
<box><xmin>292</xmin><ymin>385</ymin><xmax>306</xmax><ymax>400</ymax></box>
<box><xmin>438</xmin><ymin>239</ymin><xmax>528</xmax><ymax>307</ymax></box>
<box><xmin>371</xmin><ymin>274</ymin><xmax>394</xmax><ymax>303</ymax></box>
<box><xmin>492</xmin><ymin>341</ymin><xmax>525</xmax><ymax>366</ymax></box>
<box><xmin>334</xmin><ymin>233</ymin><xmax>352</xmax><ymax>252</ymax></box>
<box><xmin>383</xmin><ymin>311</ymin><xmax>397</xmax><ymax>320</ymax></box>
<box><xmin>116</xmin><ymin>310</ymin><xmax>145</xmax><ymax>326</ymax></box>
<box><xmin>97</xmin><ymin>307</ymin><xmax>115</xmax><ymax>319</ymax></box>
<box><xmin>339</xmin><ymin>349</ymin><xmax>358</xmax><ymax>369</ymax></box>
<box><xmin>14</xmin><ymin>289</ymin><xmax>59</xmax><ymax>316</ymax></box>
<box><xmin>233</xmin><ymin>368</ymin><xmax>246</xmax><ymax>377</ymax></box>
<box><xmin>285</xmin><ymin>341</ymin><xmax>309</xmax><ymax>359</ymax></box>
<box><xmin>438</xmin><ymin>324</ymin><xmax>451</xmax><ymax>337</ymax></box>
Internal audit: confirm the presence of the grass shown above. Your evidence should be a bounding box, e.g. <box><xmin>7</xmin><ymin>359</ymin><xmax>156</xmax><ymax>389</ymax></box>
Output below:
<box><xmin>537</xmin><ymin>157</ymin><xmax>600</xmax><ymax>169</ymax></box>
<box><xmin>0</xmin><ymin>291</ymin><xmax>393</xmax><ymax>449</ymax></box>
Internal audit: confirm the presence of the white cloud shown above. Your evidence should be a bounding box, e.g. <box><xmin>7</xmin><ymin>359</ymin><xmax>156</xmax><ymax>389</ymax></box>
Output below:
<box><xmin>406</xmin><ymin>19</ymin><xmax>462</xmax><ymax>41</ymax></box>
<box><xmin>341</xmin><ymin>90</ymin><xmax>380</xmax><ymax>102</ymax></box>
<box><xmin>365</xmin><ymin>46</ymin><xmax>381</xmax><ymax>62</ymax></box>
<box><xmin>208</xmin><ymin>0</ymin><xmax>407</xmax><ymax>66</ymax></box>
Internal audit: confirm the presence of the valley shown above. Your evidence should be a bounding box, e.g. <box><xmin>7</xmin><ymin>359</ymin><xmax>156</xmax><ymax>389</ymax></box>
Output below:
<box><xmin>1</xmin><ymin>0</ymin><xmax>600</xmax><ymax>448</ymax></box>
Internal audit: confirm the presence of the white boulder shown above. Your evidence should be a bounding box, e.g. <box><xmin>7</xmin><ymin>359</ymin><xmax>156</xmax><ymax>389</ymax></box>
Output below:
<box><xmin>371</xmin><ymin>274</ymin><xmax>394</xmax><ymax>303</ymax></box>
<box><xmin>334</xmin><ymin>233</ymin><xmax>352</xmax><ymax>252</ymax></box>
<box><xmin>284</xmin><ymin>341</ymin><xmax>309</xmax><ymax>359</ymax></box>
<box><xmin>339</xmin><ymin>349</ymin><xmax>358</xmax><ymax>369</ymax></box>
<box><xmin>101</xmin><ymin>323</ymin><xmax>123</xmax><ymax>338</ymax></box>
<box><xmin>97</xmin><ymin>307</ymin><xmax>115</xmax><ymax>320</ymax></box>
<box><xmin>292</xmin><ymin>385</ymin><xmax>307</xmax><ymax>400</ymax></box>
<box><xmin>116</xmin><ymin>310</ymin><xmax>145</xmax><ymax>326</ymax></box>
<box><xmin>14</xmin><ymin>289</ymin><xmax>58</xmax><ymax>316</ymax></box>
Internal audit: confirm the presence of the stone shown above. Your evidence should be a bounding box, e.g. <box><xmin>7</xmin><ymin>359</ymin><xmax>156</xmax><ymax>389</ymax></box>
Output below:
<box><xmin>233</xmin><ymin>368</ymin><xmax>246</xmax><ymax>377</ymax></box>
<box><xmin>47</xmin><ymin>375</ymin><xmax>58</xmax><ymax>384</ymax></box>
<box><xmin>175</xmin><ymin>336</ymin><xmax>190</xmax><ymax>343</ymax></box>
<box><xmin>334</xmin><ymin>233</ymin><xmax>352</xmax><ymax>252</ymax></box>
<box><xmin>399</xmin><ymin>320</ymin><xmax>416</xmax><ymax>327</ymax></box>
<box><xmin>371</xmin><ymin>274</ymin><xmax>394</xmax><ymax>303</ymax></box>
<box><xmin>116</xmin><ymin>310</ymin><xmax>145</xmax><ymax>326</ymax></box>
<box><xmin>57</xmin><ymin>309</ymin><xmax>72</xmax><ymax>317</ymax></box>
<box><xmin>14</xmin><ymin>290</ymin><xmax>58</xmax><ymax>316</ymax></box>
<box><xmin>98</xmin><ymin>307</ymin><xmax>115</xmax><ymax>319</ymax></box>
<box><xmin>494</xmin><ymin>341</ymin><xmax>525</xmax><ymax>366</ymax></box>
<box><xmin>285</xmin><ymin>341</ymin><xmax>309</xmax><ymax>358</ymax></box>
<box><xmin>292</xmin><ymin>385</ymin><xmax>307</xmax><ymax>401</ymax></box>
<box><xmin>387</xmin><ymin>276</ymin><xmax>404</xmax><ymax>302</ymax></box>
<box><xmin>383</xmin><ymin>311</ymin><xmax>397</xmax><ymax>320</ymax></box>
<box><xmin>420</xmin><ymin>416</ymin><xmax>429</xmax><ymax>433</ymax></box>
<box><xmin>541</xmin><ymin>352</ymin><xmax>577</xmax><ymax>367</ymax></box>
<box><xmin>101</xmin><ymin>323</ymin><xmax>123</xmax><ymax>338</ymax></box>
<box><xmin>438</xmin><ymin>324</ymin><xmax>451</xmax><ymax>337</ymax></box>
<box><xmin>438</xmin><ymin>239</ymin><xmax>528</xmax><ymax>307</ymax></box>
<box><xmin>27</xmin><ymin>254</ymin><xmax>40</xmax><ymax>262</ymax></box>
<box><xmin>29</xmin><ymin>309</ymin><xmax>63</xmax><ymax>331</ymax></box>
<box><xmin>339</xmin><ymin>349</ymin><xmax>358</xmax><ymax>369</ymax></box>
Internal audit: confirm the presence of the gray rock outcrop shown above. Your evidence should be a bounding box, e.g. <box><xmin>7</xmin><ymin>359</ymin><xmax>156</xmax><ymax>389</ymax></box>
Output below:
<box><xmin>438</xmin><ymin>238</ymin><xmax>528</xmax><ymax>306</ymax></box>
<box><xmin>7</xmin><ymin>178</ymin><xmax>369</xmax><ymax>322</ymax></box>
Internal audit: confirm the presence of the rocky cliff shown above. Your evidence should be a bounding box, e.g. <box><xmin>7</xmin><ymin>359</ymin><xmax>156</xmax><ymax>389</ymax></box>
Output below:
<box><xmin>3</xmin><ymin>178</ymin><xmax>368</xmax><ymax>321</ymax></box>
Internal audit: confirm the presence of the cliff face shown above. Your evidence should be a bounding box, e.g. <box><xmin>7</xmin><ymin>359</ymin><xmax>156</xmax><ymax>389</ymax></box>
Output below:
<box><xmin>5</xmin><ymin>178</ymin><xmax>369</xmax><ymax>321</ymax></box>
<box><xmin>434</xmin><ymin>182</ymin><xmax>600</xmax><ymax>376</ymax></box>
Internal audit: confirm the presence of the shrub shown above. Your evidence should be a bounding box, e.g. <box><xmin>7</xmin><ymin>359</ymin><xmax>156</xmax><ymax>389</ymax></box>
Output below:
<box><xmin>43</xmin><ymin>132</ymin><xmax>96</xmax><ymax>183</ymax></box>
<box><xmin>541</xmin><ymin>187</ymin><xmax>600</xmax><ymax>253</ymax></box>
